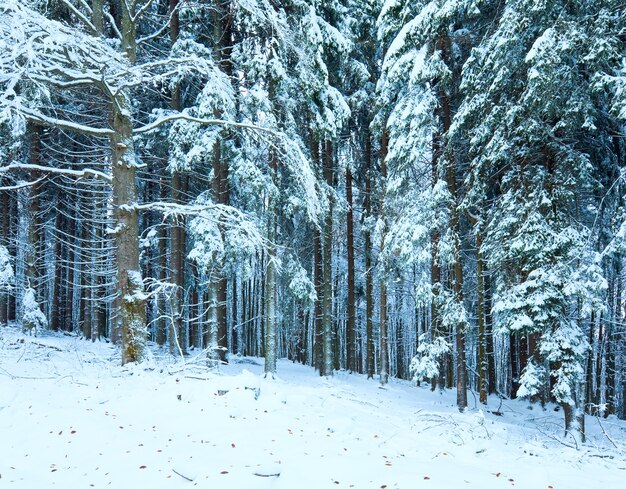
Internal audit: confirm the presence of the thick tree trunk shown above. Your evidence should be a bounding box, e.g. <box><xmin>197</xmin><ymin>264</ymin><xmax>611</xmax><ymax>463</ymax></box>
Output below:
<box><xmin>112</xmin><ymin>92</ymin><xmax>146</xmax><ymax>364</ymax></box>
<box><xmin>92</xmin><ymin>0</ymin><xmax>103</xmax><ymax>34</ymax></box>
<box><xmin>264</xmin><ymin>140</ymin><xmax>278</xmax><ymax>375</ymax></box>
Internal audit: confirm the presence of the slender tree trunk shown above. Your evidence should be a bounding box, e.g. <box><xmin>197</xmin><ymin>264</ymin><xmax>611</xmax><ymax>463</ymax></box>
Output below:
<box><xmin>0</xmin><ymin>185</ymin><xmax>8</xmax><ymax>325</ymax></box>
<box><xmin>477</xmin><ymin>225</ymin><xmax>487</xmax><ymax>404</ymax></box>
<box><xmin>313</xmin><ymin>227</ymin><xmax>323</xmax><ymax>371</ymax></box>
<box><xmin>27</xmin><ymin>123</ymin><xmax>44</xmax><ymax>320</ymax></box>
<box><xmin>379</xmin><ymin>129</ymin><xmax>389</xmax><ymax>386</ymax></box>
<box><xmin>485</xmin><ymin>271</ymin><xmax>496</xmax><ymax>395</ymax></box>
<box><xmin>346</xmin><ymin>166</ymin><xmax>356</xmax><ymax>373</ymax></box>
<box><xmin>441</xmin><ymin>74</ymin><xmax>466</xmax><ymax>410</ymax></box>
<box><xmin>168</xmin><ymin>0</ymin><xmax>187</xmax><ymax>356</ymax></box>
<box><xmin>232</xmin><ymin>274</ymin><xmax>239</xmax><ymax>354</ymax></box>
<box><xmin>364</xmin><ymin>134</ymin><xmax>374</xmax><ymax>379</ymax></box>
<box><xmin>264</xmin><ymin>226</ymin><xmax>277</xmax><ymax>376</ymax></box>
<box><xmin>322</xmin><ymin>140</ymin><xmax>334</xmax><ymax>377</ymax></box>
<box><xmin>431</xmin><ymin>120</ymin><xmax>443</xmax><ymax>391</ymax></box>
<box><xmin>212</xmin><ymin>2</ymin><xmax>233</xmax><ymax>363</ymax></box>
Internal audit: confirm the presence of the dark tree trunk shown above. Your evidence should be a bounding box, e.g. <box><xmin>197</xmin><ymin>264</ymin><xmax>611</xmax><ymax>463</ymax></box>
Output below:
<box><xmin>346</xmin><ymin>166</ymin><xmax>356</xmax><ymax>373</ymax></box>
<box><xmin>364</xmin><ymin>133</ymin><xmax>374</xmax><ymax>379</ymax></box>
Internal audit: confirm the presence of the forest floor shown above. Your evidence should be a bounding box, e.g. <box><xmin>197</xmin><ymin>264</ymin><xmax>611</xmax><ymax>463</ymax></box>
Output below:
<box><xmin>0</xmin><ymin>326</ymin><xmax>624</xmax><ymax>488</ymax></box>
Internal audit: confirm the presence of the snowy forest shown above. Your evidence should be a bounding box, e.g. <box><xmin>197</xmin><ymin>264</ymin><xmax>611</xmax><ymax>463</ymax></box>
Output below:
<box><xmin>1</xmin><ymin>0</ymin><xmax>626</xmax><ymax>447</ymax></box>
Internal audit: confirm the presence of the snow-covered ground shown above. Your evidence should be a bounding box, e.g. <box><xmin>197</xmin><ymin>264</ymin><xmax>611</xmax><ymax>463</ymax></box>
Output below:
<box><xmin>0</xmin><ymin>326</ymin><xmax>624</xmax><ymax>488</ymax></box>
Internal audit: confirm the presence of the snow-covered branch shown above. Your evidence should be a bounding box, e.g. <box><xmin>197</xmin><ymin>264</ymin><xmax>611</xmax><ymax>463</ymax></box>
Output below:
<box><xmin>0</xmin><ymin>163</ymin><xmax>112</xmax><ymax>184</ymax></box>
<box><xmin>137</xmin><ymin>2</ymin><xmax>182</xmax><ymax>45</ymax></box>
<box><xmin>134</xmin><ymin>113</ymin><xmax>282</xmax><ymax>137</ymax></box>
<box><xmin>56</xmin><ymin>0</ymin><xmax>98</xmax><ymax>35</ymax></box>
<box><xmin>0</xmin><ymin>176</ymin><xmax>46</xmax><ymax>191</ymax></box>
<box><xmin>8</xmin><ymin>105</ymin><xmax>114</xmax><ymax>138</ymax></box>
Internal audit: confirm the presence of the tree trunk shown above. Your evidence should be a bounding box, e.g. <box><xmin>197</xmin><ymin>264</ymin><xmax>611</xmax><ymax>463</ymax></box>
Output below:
<box><xmin>485</xmin><ymin>271</ymin><xmax>496</xmax><ymax>395</ymax></box>
<box><xmin>168</xmin><ymin>0</ymin><xmax>187</xmax><ymax>357</ymax></box>
<box><xmin>264</xmin><ymin>130</ymin><xmax>279</xmax><ymax>375</ymax></box>
<box><xmin>211</xmin><ymin>1</ymin><xmax>232</xmax><ymax>363</ymax></box>
<box><xmin>92</xmin><ymin>0</ymin><xmax>103</xmax><ymax>34</ymax></box>
<box><xmin>313</xmin><ymin>226</ymin><xmax>323</xmax><ymax>372</ymax></box>
<box><xmin>112</xmin><ymin>91</ymin><xmax>146</xmax><ymax>364</ymax></box>
<box><xmin>264</xmin><ymin>220</ymin><xmax>277</xmax><ymax>376</ymax></box>
<box><xmin>322</xmin><ymin>140</ymin><xmax>334</xmax><ymax>377</ymax></box>
<box><xmin>379</xmin><ymin>129</ymin><xmax>389</xmax><ymax>386</ymax></box>
<box><xmin>477</xmin><ymin>225</ymin><xmax>487</xmax><ymax>404</ymax></box>
<box><xmin>364</xmin><ymin>133</ymin><xmax>374</xmax><ymax>379</ymax></box>
<box><xmin>0</xmin><ymin>186</ymin><xmax>8</xmax><ymax>325</ymax></box>
<box><xmin>346</xmin><ymin>166</ymin><xmax>356</xmax><ymax>373</ymax></box>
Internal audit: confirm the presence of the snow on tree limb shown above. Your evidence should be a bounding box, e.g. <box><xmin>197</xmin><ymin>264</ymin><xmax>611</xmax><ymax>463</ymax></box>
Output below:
<box><xmin>0</xmin><ymin>163</ymin><xmax>112</xmax><ymax>184</ymax></box>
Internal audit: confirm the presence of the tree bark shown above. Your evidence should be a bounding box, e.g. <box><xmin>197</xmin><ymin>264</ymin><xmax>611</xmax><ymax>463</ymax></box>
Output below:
<box><xmin>364</xmin><ymin>133</ymin><xmax>374</xmax><ymax>379</ymax></box>
<box><xmin>346</xmin><ymin>166</ymin><xmax>356</xmax><ymax>373</ymax></box>
<box><xmin>379</xmin><ymin>129</ymin><xmax>389</xmax><ymax>386</ymax></box>
<box><xmin>477</xmin><ymin>224</ymin><xmax>487</xmax><ymax>404</ymax></box>
<box><xmin>112</xmin><ymin>90</ymin><xmax>146</xmax><ymax>364</ymax></box>
<box><xmin>438</xmin><ymin>33</ymin><xmax>467</xmax><ymax>411</ymax></box>
<box><xmin>322</xmin><ymin>140</ymin><xmax>334</xmax><ymax>377</ymax></box>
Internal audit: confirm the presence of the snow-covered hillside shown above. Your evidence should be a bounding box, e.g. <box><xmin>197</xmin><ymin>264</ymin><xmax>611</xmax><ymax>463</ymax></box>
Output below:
<box><xmin>0</xmin><ymin>326</ymin><xmax>624</xmax><ymax>488</ymax></box>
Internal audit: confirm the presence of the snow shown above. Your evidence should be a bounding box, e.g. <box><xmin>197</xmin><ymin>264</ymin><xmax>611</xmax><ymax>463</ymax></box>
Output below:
<box><xmin>0</xmin><ymin>325</ymin><xmax>625</xmax><ymax>488</ymax></box>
